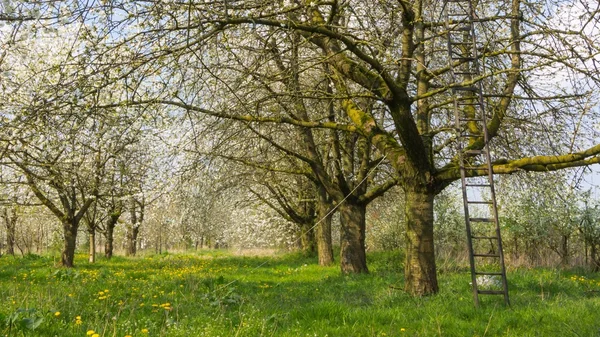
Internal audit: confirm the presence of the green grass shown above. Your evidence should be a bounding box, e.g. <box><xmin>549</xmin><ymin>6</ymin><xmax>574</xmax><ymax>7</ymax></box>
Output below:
<box><xmin>0</xmin><ymin>251</ymin><xmax>599</xmax><ymax>336</ymax></box>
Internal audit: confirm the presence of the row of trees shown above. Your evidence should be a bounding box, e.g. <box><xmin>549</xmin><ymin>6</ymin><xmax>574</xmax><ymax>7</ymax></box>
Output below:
<box><xmin>2</xmin><ymin>166</ymin><xmax>600</xmax><ymax>274</ymax></box>
<box><xmin>2</xmin><ymin>0</ymin><xmax>600</xmax><ymax>295</ymax></box>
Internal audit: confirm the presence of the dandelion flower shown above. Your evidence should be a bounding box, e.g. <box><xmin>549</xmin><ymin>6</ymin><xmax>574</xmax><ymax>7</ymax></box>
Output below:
<box><xmin>87</xmin><ymin>330</ymin><xmax>95</xmax><ymax>336</ymax></box>
<box><xmin>141</xmin><ymin>328</ymin><xmax>149</xmax><ymax>334</ymax></box>
<box><xmin>54</xmin><ymin>311</ymin><xmax>60</xmax><ymax>317</ymax></box>
<box><xmin>401</xmin><ymin>328</ymin><xmax>406</xmax><ymax>332</ymax></box>
<box><xmin>92</xmin><ymin>334</ymin><xmax>100</xmax><ymax>337</ymax></box>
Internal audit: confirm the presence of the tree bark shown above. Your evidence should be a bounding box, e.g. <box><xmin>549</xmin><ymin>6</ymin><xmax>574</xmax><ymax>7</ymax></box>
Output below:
<box><xmin>104</xmin><ymin>212</ymin><xmax>120</xmax><ymax>259</ymax></box>
<box><xmin>88</xmin><ymin>229</ymin><xmax>96</xmax><ymax>263</ymax></box>
<box><xmin>299</xmin><ymin>222</ymin><xmax>316</xmax><ymax>255</ymax></box>
<box><xmin>3</xmin><ymin>208</ymin><xmax>17</xmax><ymax>256</ymax></box>
<box><xmin>105</xmin><ymin>224</ymin><xmax>114</xmax><ymax>259</ymax></box>
<box><xmin>404</xmin><ymin>188</ymin><xmax>438</xmax><ymax>295</ymax></box>
<box><xmin>591</xmin><ymin>243</ymin><xmax>599</xmax><ymax>272</ymax></box>
<box><xmin>126</xmin><ymin>224</ymin><xmax>139</xmax><ymax>256</ymax></box>
<box><xmin>62</xmin><ymin>219</ymin><xmax>78</xmax><ymax>268</ymax></box>
<box><xmin>126</xmin><ymin>199</ymin><xmax>142</xmax><ymax>256</ymax></box>
<box><xmin>316</xmin><ymin>188</ymin><xmax>334</xmax><ymax>266</ymax></box>
<box><xmin>560</xmin><ymin>234</ymin><xmax>569</xmax><ymax>266</ymax></box>
<box><xmin>339</xmin><ymin>201</ymin><xmax>368</xmax><ymax>274</ymax></box>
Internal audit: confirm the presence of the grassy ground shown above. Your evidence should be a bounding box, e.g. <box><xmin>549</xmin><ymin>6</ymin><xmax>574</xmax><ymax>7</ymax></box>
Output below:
<box><xmin>0</xmin><ymin>250</ymin><xmax>599</xmax><ymax>337</ymax></box>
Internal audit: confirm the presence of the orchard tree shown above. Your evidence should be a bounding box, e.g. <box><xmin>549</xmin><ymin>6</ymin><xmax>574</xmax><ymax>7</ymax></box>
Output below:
<box><xmin>580</xmin><ymin>195</ymin><xmax>600</xmax><ymax>271</ymax></box>
<box><xmin>15</xmin><ymin>0</ymin><xmax>600</xmax><ymax>294</ymax></box>
<box><xmin>0</xmin><ymin>20</ymin><xmax>151</xmax><ymax>266</ymax></box>
<box><xmin>497</xmin><ymin>172</ymin><xmax>582</xmax><ymax>265</ymax></box>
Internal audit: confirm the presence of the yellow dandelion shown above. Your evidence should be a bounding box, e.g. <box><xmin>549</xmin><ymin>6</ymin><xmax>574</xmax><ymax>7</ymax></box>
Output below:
<box><xmin>141</xmin><ymin>328</ymin><xmax>149</xmax><ymax>333</ymax></box>
<box><xmin>92</xmin><ymin>334</ymin><xmax>100</xmax><ymax>337</ymax></box>
<box><xmin>54</xmin><ymin>311</ymin><xmax>60</xmax><ymax>317</ymax></box>
<box><xmin>87</xmin><ymin>331</ymin><xmax>95</xmax><ymax>336</ymax></box>
<box><xmin>401</xmin><ymin>328</ymin><xmax>406</xmax><ymax>332</ymax></box>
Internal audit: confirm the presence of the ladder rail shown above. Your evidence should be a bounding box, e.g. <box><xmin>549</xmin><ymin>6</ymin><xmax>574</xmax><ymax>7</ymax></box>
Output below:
<box><xmin>444</xmin><ymin>0</ymin><xmax>510</xmax><ymax>307</ymax></box>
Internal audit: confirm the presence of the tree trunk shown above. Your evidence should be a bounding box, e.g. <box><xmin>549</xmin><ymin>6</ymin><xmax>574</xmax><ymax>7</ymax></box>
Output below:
<box><xmin>104</xmin><ymin>213</ymin><xmax>119</xmax><ymax>259</ymax></box>
<box><xmin>62</xmin><ymin>219</ymin><xmax>78</xmax><ymax>268</ymax></box>
<box><xmin>105</xmin><ymin>224</ymin><xmax>114</xmax><ymax>259</ymax></box>
<box><xmin>591</xmin><ymin>243</ymin><xmax>599</xmax><ymax>272</ymax></box>
<box><xmin>560</xmin><ymin>234</ymin><xmax>569</xmax><ymax>266</ymax></box>
<box><xmin>127</xmin><ymin>199</ymin><xmax>141</xmax><ymax>256</ymax></box>
<box><xmin>127</xmin><ymin>224</ymin><xmax>139</xmax><ymax>256</ymax></box>
<box><xmin>299</xmin><ymin>222</ymin><xmax>316</xmax><ymax>255</ymax></box>
<box><xmin>3</xmin><ymin>208</ymin><xmax>17</xmax><ymax>255</ymax></box>
<box><xmin>339</xmin><ymin>201</ymin><xmax>368</xmax><ymax>274</ymax></box>
<box><xmin>88</xmin><ymin>229</ymin><xmax>96</xmax><ymax>263</ymax></box>
<box><xmin>316</xmin><ymin>189</ymin><xmax>334</xmax><ymax>266</ymax></box>
<box><xmin>404</xmin><ymin>188</ymin><xmax>438</xmax><ymax>295</ymax></box>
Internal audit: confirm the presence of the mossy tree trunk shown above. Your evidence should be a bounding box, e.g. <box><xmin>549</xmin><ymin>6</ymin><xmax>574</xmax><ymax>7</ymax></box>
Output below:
<box><xmin>339</xmin><ymin>200</ymin><xmax>368</xmax><ymax>274</ymax></box>
<box><xmin>403</xmin><ymin>187</ymin><xmax>438</xmax><ymax>295</ymax></box>
<box><xmin>62</xmin><ymin>218</ymin><xmax>79</xmax><ymax>268</ymax></box>
<box><xmin>299</xmin><ymin>222</ymin><xmax>316</xmax><ymax>255</ymax></box>
<box><xmin>104</xmin><ymin>212</ymin><xmax>120</xmax><ymax>259</ymax></box>
<box><xmin>2</xmin><ymin>208</ymin><xmax>17</xmax><ymax>256</ymax></box>
<box><xmin>316</xmin><ymin>186</ymin><xmax>334</xmax><ymax>266</ymax></box>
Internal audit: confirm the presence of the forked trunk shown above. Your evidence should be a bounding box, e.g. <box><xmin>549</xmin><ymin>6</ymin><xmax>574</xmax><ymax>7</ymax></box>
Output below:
<box><xmin>404</xmin><ymin>188</ymin><xmax>438</xmax><ymax>295</ymax></box>
<box><xmin>339</xmin><ymin>201</ymin><xmax>368</xmax><ymax>274</ymax></box>
<box><xmin>62</xmin><ymin>219</ymin><xmax>78</xmax><ymax>268</ymax></box>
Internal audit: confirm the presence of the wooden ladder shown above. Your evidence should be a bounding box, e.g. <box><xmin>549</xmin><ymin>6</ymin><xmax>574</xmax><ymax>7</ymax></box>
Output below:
<box><xmin>444</xmin><ymin>0</ymin><xmax>510</xmax><ymax>306</ymax></box>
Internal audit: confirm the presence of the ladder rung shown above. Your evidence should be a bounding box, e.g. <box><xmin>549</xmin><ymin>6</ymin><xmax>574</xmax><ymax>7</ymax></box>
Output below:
<box><xmin>477</xmin><ymin>290</ymin><xmax>505</xmax><ymax>295</ymax></box>
<box><xmin>466</xmin><ymin>184</ymin><xmax>490</xmax><ymax>187</ymax></box>
<box><xmin>473</xmin><ymin>253</ymin><xmax>500</xmax><ymax>258</ymax></box>
<box><xmin>469</xmin><ymin>217</ymin><xmax>495</xmax><ymax>223</ymax></box>
<box><xmin>472</xmin><ymin>236</ymin><xmax>499</xmax><ymax>240</ymax></box>
<box><xmin>467</xmin><ymin>200</ymin><xmax>493</xmax><ymax>204</ymax></box>
<box><xmin>475</xmin><ymin>271</ymin><xmax>503</xmax><ymax>276</ymax></box>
